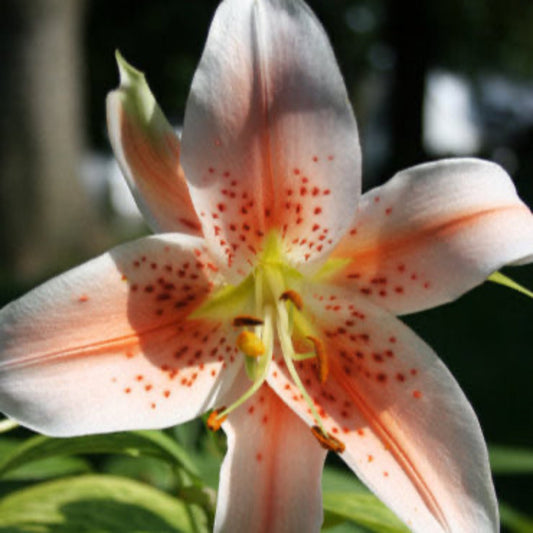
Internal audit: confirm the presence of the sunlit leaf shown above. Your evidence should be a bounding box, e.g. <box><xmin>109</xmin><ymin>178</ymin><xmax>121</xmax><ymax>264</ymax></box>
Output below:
<box><xmin>0</xmin><ymin>474</ymin><xmax>204</xmax><ymax>532</ymax></box>
<box><xmin>0</xmin><ymin>430</ymin><xmax>198</xmax><ymax>480</ymax></box>
<box><xmin>322</xmin><ymin>492</ymin><xmax>409</xmax><ymax>533</ymax></box>
<box><xmin>322</xmin><ymin>466</ymin><xmax>366</xmax><ymax>493</ymax></box>
<box><xmin>0</xmin><ymin>418</ymin><xmax>18</xmax><ymax>434</ymax></box>
<box><xmin>488</xmin><ymin>271</ymin><xmax>533</xmax><ymax>299</ymax></box>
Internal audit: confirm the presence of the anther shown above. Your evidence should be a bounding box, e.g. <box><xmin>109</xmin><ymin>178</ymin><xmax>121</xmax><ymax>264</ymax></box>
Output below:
<box><xmin>236</xmin><ymin>330</ymin><xmax>265</xmax><ymax>357</ymax></box>
<box><xmin>207</xmin><ymin>407</ymin><xmax>227</xmax><ymax>431</ymax></box>
<box><xmin>311</xmin><ymin>426</ymin><xmax>345</xmax><ymax>453</ymax></box>
<box><xmin>279</xmin><ymin>290</ymin><xmax>303</xmax><ymax>311</ymax></box>
<box><xmin>307</xmin><ymin>335</ymin><xmax>329</xmax><ymax>383</ymax></box>
<box><xmin>232</xmin><ymin>315</ymin><xmax>264</xmax><ymax>327</ymax></box>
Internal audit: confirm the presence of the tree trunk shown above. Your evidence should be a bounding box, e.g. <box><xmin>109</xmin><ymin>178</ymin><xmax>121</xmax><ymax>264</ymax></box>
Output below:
<box><xmin>0</xmin><ymin>0</ymin><xmax>101</xmax><ymax>282</ymax></box>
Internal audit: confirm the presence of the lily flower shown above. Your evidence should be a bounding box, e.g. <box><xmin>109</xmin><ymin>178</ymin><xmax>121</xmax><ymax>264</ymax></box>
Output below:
<box><xmin>1</xmin><ymin>0</ymin><xmax>532</xmax><ymax>531</ymax></box>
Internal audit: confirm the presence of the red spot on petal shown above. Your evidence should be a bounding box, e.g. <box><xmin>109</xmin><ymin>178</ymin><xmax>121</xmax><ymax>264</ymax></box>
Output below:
<box><xmin>376</xmin><ymin>372</ymin><xmax>387</xmax><ymax>383</ymax></box>
<box><xmin>413</xmin><ymin>390</ymin><xmax>423</xmax><ymax>399</ymax></box>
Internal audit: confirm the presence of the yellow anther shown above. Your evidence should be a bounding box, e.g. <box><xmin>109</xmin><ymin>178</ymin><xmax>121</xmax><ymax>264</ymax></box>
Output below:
<box><xmin>232</xmin><ymin>315</ymin><xmax>264</xmax><ymax>327</ymax></box>
<box><xmin>207</xmin><ymin>407</ymin><xmax>227</xmax><ymax>431</ymax></box>
<box><xmin>280</xmin><ymin>289</ymin><xmax>303</xmax><ymax>311</ymax></box>
<box><xmin>307</xmin><ymin>335</ymin><xmax>329</xmax><ymax>383</ymax></box>
<box><xmin>311</xmin><ymin>426</ymin><xmax>345</xmax><ymax>453</ymax></box>
<box><xmin>236</xmin><ymin>330</ymin><xmax>265</xmax><ymax>357</ymax></box>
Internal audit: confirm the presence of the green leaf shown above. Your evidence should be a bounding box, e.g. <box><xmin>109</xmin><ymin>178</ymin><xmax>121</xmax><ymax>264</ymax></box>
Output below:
<box><xmin>499</xmin><ymin>502</ymin><xmax>533</xmax><ymax>533</ymax></box>
<box><xmin>488</xmin><ymin>272</ymin><xmax>533</xmax><ymax>299</ymax></box>
<box><xmin>0</xmin><ymin>431</ymin><xmax>198</xmax><ymax>480</ymax></box>
<box><xmin>0</xmin><ymin>439</ymin><xmax>90</xmax><ymax>481</ymax></box>
<box><xmin>0</xmin><ymin>419</ymin><xmax>18</xmax><ymax>434</ymax></box>
<box><xmin>322</xmin><ymin>466</ymin><xmax>367</xmax><ymax>493</ymax></box>
<box><xmin>489</xmin><ymin>445</ymin><xmax>533</xmax><ymax>475</ymax></box>
<box><xmin>0</xmin><ymin>474</ymin><xmax>204</xmax><ymax>532</ymax></box>
<box><xmin>322</xmin><ymin>492</ymin><xmax>409</xmax><ymax>533</ymax></box>
<box><xmin>103</xmin><ymin>455</ymin><xmax>176</xmax><ymax>491</ymax></box>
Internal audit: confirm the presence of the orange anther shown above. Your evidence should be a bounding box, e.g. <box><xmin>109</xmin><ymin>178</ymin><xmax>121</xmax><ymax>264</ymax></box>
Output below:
<box><xmin>307</xmin><ymin>336</ymin><xmax>328</xmax><ymax>383</ymax></box>
<box><xmin>311</xmin><ymin>426</ymin><xmax>345</xmax><ymax>453</ymax></box>
<box><xmin>279</xmin><ymin>289</ymin><xmax>303</xmax><ymax>311</ymax></box>
<box><xmin>236</xmin><ymin>330</ymin><xmax>265</xmax><ymax>357</ymax></box>
<box><xmin>232</xmin><ymin>315</ymin><xmax>264</xmax><ymax>327</ymax></box>
<box><xmin>207</xmin><ymin>407</ymin><xmax>227</xmax><ymax>431</ymax></box>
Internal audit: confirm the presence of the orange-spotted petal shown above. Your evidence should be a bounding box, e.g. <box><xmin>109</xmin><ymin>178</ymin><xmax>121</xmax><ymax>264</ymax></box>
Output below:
<box><xmin>181</xmin><ymin>0</ymin><xmax>361</xmax><ymax>276</ymax></box>
<box><xmin>107</xmin><ymin>53</ymin><xmax>202</xmax><ymax>235</ymax></box>
<box><xmin>215</xmin><ymin>384</ymin><xmax>326</xmax><ymax>533</ymax></box>
<box><xmin>329</xmin><ymin>158</ymin><xmax>533</xmax><ymax>315</ymax></box>
<box><xmin>267</xmin><ymin>284</ymin><xmax>497</xmax><ymax>533</ymax></box>
<box><xmin>0</xmin><ymin>235</ymin><xmax>243</xmax><ymax>436</ymax></box>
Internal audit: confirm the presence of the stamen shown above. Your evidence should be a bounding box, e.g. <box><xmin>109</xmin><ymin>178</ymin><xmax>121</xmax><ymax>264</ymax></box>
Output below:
<box><xmin>311</xmin><ymin>426</ymin><xmax>346</xmax><ymax>453</ymax></box>
<box><xmin>280</xmin><ymin>289</ymin><xmax>303</xmax><ymax>311</ymax></box>
<box><xmin>207</xmin><ymin>407</ymin><xmax>227</xmax><ymax>431</ymax></box>
<box><xmin>236</xmin><ymin>331</ymin><xmax>265</xmax><ymax>357</ymax></box>
<box><xmin>232</xmin><ymin>315</ymin><xmax>264</xmax><ymax>327</ymax></box>
<box><xmin>306</xmin><ymin>335</ymin><xmax>329</xmax><ymax>383</ymax></box>
<box><xmin>275</xmin><ymin>296</ymin><xmax>329</xmax><ymax>436</ymax></box>
<box><xmin>218</xmin><ymin>307</ymin><xmax>275</xmax><ymax>419</ymax></box>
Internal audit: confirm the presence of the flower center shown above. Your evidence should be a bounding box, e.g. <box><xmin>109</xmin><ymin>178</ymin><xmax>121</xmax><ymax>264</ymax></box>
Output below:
<box><xmin>194</xmin><ymin>233</ymin><xmax>344</xmax><ymax>452</ymax></box>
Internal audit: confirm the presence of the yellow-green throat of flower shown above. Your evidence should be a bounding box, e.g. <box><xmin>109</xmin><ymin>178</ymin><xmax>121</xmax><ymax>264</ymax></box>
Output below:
<box><xmin>193</xmin><ymin>233</ymin><xmax>345</xmax><ymax>453</ymax></box>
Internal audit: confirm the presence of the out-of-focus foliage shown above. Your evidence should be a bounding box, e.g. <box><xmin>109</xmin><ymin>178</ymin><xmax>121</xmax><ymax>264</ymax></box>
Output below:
<box><xmin>0</xmin><ymin>422</ymin><xmax>532</xmax><ymax>531</ymax></box>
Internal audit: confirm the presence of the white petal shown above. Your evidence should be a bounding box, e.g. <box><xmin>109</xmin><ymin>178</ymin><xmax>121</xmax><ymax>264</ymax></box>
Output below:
<box><xmin>267</xmin><ymin>284</ymin><xmax>498</xmax><ymax>533</ymax></box>
<box><xmin>0</xmin><ymin>235</ymin><xmax>242</xmax><ymax>436</ymax></box>
<box><xmin>215</xmin><ymin>384</ymin><xmax>326</xmax><ymax>533</ymax></box>
<box><xmin>330</xmin><ymin>158</ymin><xmax>533</xmax><ymax>314</ymax></box>
<box><xmin>181</xmin><ymin>0</ymin><xmax>361</xmax><ymax>276</ymax></box>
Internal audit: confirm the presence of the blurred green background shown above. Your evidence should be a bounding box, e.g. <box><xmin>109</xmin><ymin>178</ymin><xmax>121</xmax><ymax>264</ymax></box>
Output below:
<box><xmin>0</xmin><ymin>0</ymin><xmax>532</xmax><ymax>530</ymax></box>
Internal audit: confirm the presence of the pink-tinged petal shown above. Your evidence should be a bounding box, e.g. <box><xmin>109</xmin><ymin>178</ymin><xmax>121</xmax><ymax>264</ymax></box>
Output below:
<box><xmin>107</xmin><ymin>53</ymin><xmax>202</xmax><ymax>235</ymax></box>
<box><xmin>181</xmin><ymin>0</ymin><xmax>360</xmax><ymax>275</ymax></box>
<box><xmin>0</xmin><ymin>235</ymin><xmax>242</xmax><ymax>436</ymax></box>
<box><xmin>215</xmin><ymin>384</ymin><xmax>326</xmax><ymax>533</ymax></box>
<box><xmin>329</xmin><ymin>158</ymin><xmax>533</xmax><ymax>314</ymax></box>
<box><xmin>268</xmin><ymin>285</ymin><xmax>498</xmax><ymax>533</ymax></box>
